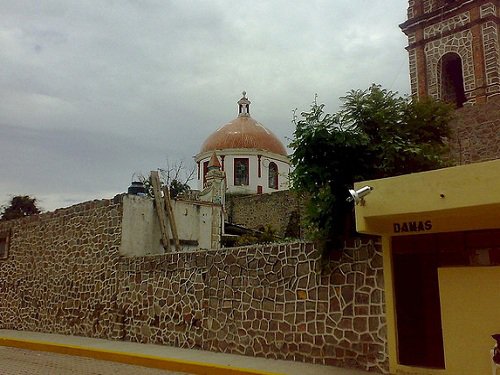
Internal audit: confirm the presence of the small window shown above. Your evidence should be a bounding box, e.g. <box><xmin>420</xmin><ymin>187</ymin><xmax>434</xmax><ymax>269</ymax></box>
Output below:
<box><xmin>268</xmin><ymin>162</ymin><xmax>278</xmax><ymax>189</ymax></box>
<box><xmin>234</xmin><ymin>158</ymin><xmax>249</xmax><ymax>186</ymax></box>
<box><xmin>0</xmin><ymin>232</ymin><xmax>10</xmax><ymax>260</ymax></box>
<box><xmin>203</xmin><ymin>161</ymin><xmax>209</xmax><ymax>187</ymax></box>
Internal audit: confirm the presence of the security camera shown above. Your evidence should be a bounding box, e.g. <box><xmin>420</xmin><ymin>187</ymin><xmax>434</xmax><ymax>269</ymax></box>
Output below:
<box><xmin>347</xmin><ymin>186</ymin><xmax>373</xmax><ymax>204</ymax></box>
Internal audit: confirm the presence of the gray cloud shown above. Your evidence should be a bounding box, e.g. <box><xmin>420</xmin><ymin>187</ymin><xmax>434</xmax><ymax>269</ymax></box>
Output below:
<box><xmin>0</xmin><ymin>0</ymin><xmax>410</xmax><ymax>210</ymax></box>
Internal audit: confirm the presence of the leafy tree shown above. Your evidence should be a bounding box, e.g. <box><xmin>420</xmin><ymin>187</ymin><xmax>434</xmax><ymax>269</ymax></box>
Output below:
<box><xmin>168</xmin><ymin>178</ymin><xmax>191</xmax><ymax>198</ymax></box>
<box><xmin>157</xmin><ymin>159</ymin><xmax>195</xmax><ymax>198</ymax></box>
<box><xmin>1</xmin><ymin>195</ymin><xmax>41</xmax><ymax>221</ymax></box>
<box><xmin>139</xmin><ymin>176</ymin><xmax>191</xmax><ymax>199</ymax></box>
<box><xmin>290</xmin><ymin>85</ymin><xmax>453</xmax><ymax>257</ymax></box>
<box><xmin>135</xmin><ymin>159</ymin><xmax>195</xmax><ymax>198</ymax></box>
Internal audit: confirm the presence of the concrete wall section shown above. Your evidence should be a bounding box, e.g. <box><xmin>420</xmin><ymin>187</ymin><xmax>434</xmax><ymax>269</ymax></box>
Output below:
<box><xmin>120</xmin><ymin>195</ymin><xmax>223</xmax><ymax>255</ymax></box>
<box><xmin>121</xmin><ymin>195</ymin><xmax>163</xmax><ymax>256</ymax></box>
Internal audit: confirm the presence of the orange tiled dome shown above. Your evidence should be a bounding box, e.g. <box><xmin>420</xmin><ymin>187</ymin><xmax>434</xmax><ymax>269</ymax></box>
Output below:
<box><xmin>200</xmin><ymin>116</ymin><xmax>287</xmax><ymax>156</ymax></box>
<box><xmin>200</xmin><ymin>92</ymin><xmax>287</xmax><ymax>156</ymax></box>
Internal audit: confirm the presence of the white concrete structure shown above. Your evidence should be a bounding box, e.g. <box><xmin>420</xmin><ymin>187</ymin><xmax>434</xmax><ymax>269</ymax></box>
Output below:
<box><xmin>195</xmin><ymin>92</ymin><xmax>290</xmax><ymax>195</ymax></box>
<box><xmin>120</xmin><ymin>194</ymin><xmax>223</xmax><ymax>256</ymax></box>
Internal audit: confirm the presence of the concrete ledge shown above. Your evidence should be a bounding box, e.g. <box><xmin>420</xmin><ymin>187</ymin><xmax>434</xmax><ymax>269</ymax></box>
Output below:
<box><xmin>0</xmin><ymin>337</ymin><xmax>283</xmax><ymax>375</ymax></box>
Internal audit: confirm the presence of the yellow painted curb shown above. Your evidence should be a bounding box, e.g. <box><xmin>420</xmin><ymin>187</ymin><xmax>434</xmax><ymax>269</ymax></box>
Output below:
<box><xmin>0</xmin><ymin>337</ymin><xmax>284</xmax><ymax>375</ymax></box>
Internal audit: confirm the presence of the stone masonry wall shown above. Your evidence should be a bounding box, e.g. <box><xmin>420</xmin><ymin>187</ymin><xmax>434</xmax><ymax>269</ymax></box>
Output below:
<box><xmin>448</xmin><ymin>95</ymin><xmax>500</xmax><ymax>164</ymax></box>
<box><xmin>0</xmin><ymin>198</ymin><xmax>123</xmax><ymax>337</ymax></box>
<box><xmin>227</xmin><ymin>191</ymin><xmax>305</xmax><ymax>238</ymax></box>
<box><xmin>116</xmin><ymin>240</ymin><xmax>387</xmax><ymax>373</ymax></box>
<box><xmin>0</xmin><ymin>199</ymin><xmax>388</xmax><ymax>373</ymax></box>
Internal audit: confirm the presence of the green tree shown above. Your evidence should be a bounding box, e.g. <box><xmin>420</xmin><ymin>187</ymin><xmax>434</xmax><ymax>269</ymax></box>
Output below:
<box><xmin>135</xmin><ymin>159</ymin><xmax>195</xmax><ymax>198</ymax></box>
<box><xmin>290</xmin><ymin>85</ymin><xmax>453</xmax><ymax>257</ymax></box>
<box><xmin>1</xmin><ymin>195</ymin><xmax>41</xmax><ymax>221</ymax></box>
<box><xmin>168</xmin><ymin>178</ymin><xmax>191</xmax><ymax>198</ymax></box>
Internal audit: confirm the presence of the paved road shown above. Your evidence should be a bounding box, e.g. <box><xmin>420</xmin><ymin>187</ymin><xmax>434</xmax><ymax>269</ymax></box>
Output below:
<box><xmin>0</xmin><ymin>346</ymin><xmax>189</xmax><ymax>375</ymax></box>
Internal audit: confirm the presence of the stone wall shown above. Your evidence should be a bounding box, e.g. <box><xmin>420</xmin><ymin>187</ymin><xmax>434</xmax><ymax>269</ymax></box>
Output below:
<box><xmin>227</xmin><ymin>191</ymin><xmax>304</xmax><ymax>238</ymax></box>
<box><xmin>116</xmin><ymin>240</ymin><xmax>387</xmax><ymax>373</ymax></box>
<box><xmin>448</xmin><ymin>95</ymin><xmax>500</xmax><ymax>164</ymax></box>
<box><xmin>0</xmin><ymin>198</ymin><xmax>123</xmax><ymax>336</ymax></box>
<box><xmin>0</xmin><ymin>199</ymin><xmax>388</xmax><ymax>373</ymax></box>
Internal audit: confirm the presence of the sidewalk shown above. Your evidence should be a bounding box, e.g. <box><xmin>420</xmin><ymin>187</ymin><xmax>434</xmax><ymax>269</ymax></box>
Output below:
<box><xmin>0</xmin><ymin>329</ymin><xmax>370</xmax><ymax>375</ymax></box>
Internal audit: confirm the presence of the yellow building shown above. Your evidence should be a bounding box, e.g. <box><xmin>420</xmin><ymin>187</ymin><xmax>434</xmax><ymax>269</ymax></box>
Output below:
<box><xmin>353</xmin><ymin>159</ymin><xmax>500</xmax><ymax>375</ymax></box>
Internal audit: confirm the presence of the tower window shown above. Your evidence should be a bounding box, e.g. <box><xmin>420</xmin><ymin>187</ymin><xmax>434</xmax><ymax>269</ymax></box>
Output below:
<box><xmin>440</xmin><ymin>52</ymin><xmax>466</xmax><ymax>107</ymax></box>
<box><xmin>234</xmin><ymin>158</ymin><xmax>249</xmax><ymax>186</ymax></box>
<box><xmin>268</xmin><ymin>162</ymin><xmax>278</xmax><ymax>189</ymax></box>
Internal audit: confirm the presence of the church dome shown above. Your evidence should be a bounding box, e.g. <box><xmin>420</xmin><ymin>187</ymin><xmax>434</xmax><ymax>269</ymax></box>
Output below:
<box><xmin>199</xmin><ymin>93</ymin><xmax>287</xmax><ymax>156</ymax></box>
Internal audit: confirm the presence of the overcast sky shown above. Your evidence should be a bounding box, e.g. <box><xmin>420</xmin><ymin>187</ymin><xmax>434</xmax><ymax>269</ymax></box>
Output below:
<box><xmin>0</xmin><ymin>0</ymin><xmax>410</xmax><ymax>211</ymax></box>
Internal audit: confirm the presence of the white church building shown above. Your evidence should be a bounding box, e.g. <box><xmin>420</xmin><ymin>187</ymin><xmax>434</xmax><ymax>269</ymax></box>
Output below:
<box><xmin>195</xmin><ymin>92</ymin><xmax>290</xmax><ymax>195</ymax></box>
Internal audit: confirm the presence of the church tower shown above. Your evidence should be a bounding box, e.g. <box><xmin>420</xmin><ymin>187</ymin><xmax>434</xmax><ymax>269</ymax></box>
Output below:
<box><xmin>400</xmin><ymin>0</ymin><xmax>500</xmax><ymax>106</ymax></box>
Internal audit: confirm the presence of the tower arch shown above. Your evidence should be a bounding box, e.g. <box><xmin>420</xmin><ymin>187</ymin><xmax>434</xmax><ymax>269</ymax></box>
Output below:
<box><xmin>439</xmin><ymin>52</ymin><xmax>466</xmax><ymax>107</ymax></box>
<box><xmin>401</xmin><ymin>0</ymin><xmax>500</xmax><ymax>104</ymax></box>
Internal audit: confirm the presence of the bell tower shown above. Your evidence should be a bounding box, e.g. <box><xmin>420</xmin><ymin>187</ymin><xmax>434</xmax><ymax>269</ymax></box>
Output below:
<box><xmin>400</xmin><ymin>0</ymin><xmax>500</xmax><ymax>106</ymax></box>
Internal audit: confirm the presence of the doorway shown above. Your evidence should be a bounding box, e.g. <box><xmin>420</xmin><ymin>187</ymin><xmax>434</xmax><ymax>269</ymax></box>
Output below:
<box><xmin>392</xmin><ymin>235</ymin><xmax>445</xmax><ymax>368</ymax></box>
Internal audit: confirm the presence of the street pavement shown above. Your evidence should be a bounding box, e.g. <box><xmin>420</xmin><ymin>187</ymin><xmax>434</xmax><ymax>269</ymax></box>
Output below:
<box><xmin>0</xmin><ymin>330</ymin><xmax>373</xmax><ymax>375</ymax></box>
<box><xmin>0</xmin><ymin>346</ymin><xmax>188</xmax><ymax>375</ymax></box>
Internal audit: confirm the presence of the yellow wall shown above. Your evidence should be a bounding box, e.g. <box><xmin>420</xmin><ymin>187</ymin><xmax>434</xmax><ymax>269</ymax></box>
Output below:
<box><xmin>353</xmin><ymin>160</ymin><xmax>500</xmax><ymax>374</ymax></box>
<box><xmin>438</xmin><ymin>266</ymin><xmax>500</xmax><ymax>375</ymax></box>
<box><xmin>354</xmin><ymin>159</ymin><xmax>500</xmax><ymax>235</ymax></box>
<box><xmin>382</xmin><ymin>237</ymin><xmax>398</xmax><ymax>373</ymax></box>
<box><xmin>383</xmin><ymin>244</ymin><xmax>500</xmax><ymax>375</ymax></box>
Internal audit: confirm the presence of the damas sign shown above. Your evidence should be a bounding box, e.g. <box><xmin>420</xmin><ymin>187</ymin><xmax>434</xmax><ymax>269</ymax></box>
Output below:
<box><xmin>393</xmin><ymin>220</ymin><xmax>432</xmax><ymax>233</ymax></box>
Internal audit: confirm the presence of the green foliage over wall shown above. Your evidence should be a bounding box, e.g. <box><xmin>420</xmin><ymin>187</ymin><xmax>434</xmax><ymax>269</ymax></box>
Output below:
<box><xmin>289</xmin><ymin>85</ymin><xmax>454</xmax><ymax>257</ymax></box>
<box><xmin>236</xmin><ymin>225</ymin><xmax>278</xmax><ymax>246</ymax></box>
<box><xmin>1</xmin><ymin>195</ymin><xmax>41</xmax><ymax>221</ymax></box>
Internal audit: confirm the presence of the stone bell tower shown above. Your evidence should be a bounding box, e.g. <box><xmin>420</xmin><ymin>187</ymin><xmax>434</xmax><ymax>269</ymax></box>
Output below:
<box><xmin>400</xmin><ymin>0</ymin><xmax>500</xmax><ymax>107</ymax></box>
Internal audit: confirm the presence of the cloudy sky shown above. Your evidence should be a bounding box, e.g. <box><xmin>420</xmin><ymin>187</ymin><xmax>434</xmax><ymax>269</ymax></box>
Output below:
<box><xmin>0</xmin><ymin>0</ymin><xmax>411</xmax><ymax>211</ymax></box>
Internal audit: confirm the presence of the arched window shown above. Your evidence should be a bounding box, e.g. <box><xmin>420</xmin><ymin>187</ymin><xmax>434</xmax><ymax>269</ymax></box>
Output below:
<box><xmin>439</xmin><ymin>52</ymin><xmax>466</xmax><ymax>107</ymax></box>
<box><xmin>268</xmin><ymin>162</ymin><xmax>278</xmax><ymax>189</ymax></box>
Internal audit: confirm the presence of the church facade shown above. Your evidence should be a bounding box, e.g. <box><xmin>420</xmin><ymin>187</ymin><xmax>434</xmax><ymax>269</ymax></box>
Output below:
<box><xmin>195</xmin><ymin>93</ymin><xmax>290</xmax><ymax>195</ymax></box>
